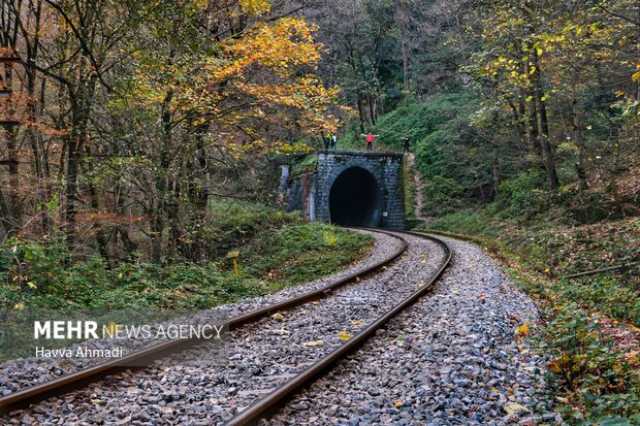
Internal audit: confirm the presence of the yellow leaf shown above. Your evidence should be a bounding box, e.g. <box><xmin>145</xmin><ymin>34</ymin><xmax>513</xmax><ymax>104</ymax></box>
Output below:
<box><xmin>14</xmin><ymin>302</ymin><xmax>25</xmax><ymax>311</ymax></box>
<box><xmin>322</xmin><ymin>230</ymin><xmax>337</xmax><ymax>247</ymax></box>
<box><xmin>504</xmin><ymin>403</ymin><xmax>528</xmax><ymax>416</ymax></box>
<box><xmin>239</xmin><ymin>0</ymin><xmax>271</xmax><ymax>15</ymax></box>
<box><xmin>337</xmin><ymin>330</ymin><xmax>352</xmax><ymax>342</ymax></box>
<box><xmin>548</xmin><ymin>359</ymin><xmax>562</xmax><ymax>374</ymax></box>
<box><xmin>624</xmin><ymin>351</ymin><xmax>640</xmax><ymax>367</ymax></box>
<box><xmin>27</xmin><ymin>281</ymin><xmax>37</xmax><ymax>289</ymax></box>
<box><xmin>271</xmin><ymin>312</ymin><xmax>285</xmax><ymax>321</ymax></box>
<box><xmin>393</xmin><ymin>400</ymin><xmax>404</xmax><ymax>408</ymax></box>
<box><xmin>515</xmin><ymin>323</ymin><xmax>529</xmax><ymax>337</ymax></box>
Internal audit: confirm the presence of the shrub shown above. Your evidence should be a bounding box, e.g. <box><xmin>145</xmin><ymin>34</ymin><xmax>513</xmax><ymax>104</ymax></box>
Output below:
<box><xmin>429</xmin><ymin>209</ymin><xmax>492</xmax><ymax>236</ymax></box>
<box><xmin>497</xmin><ymin>170</ymin><xmax>549</xmax><ymax>219</ymax></box>
<box><xmin>422</xmin><ymin>176</ymin><xmax>466</xmax><ymax>215</ymax></box>
<box><xmin>545</xmin><ymin>304</ymin><xmax>640</xmax><ymax>422</ymax></box>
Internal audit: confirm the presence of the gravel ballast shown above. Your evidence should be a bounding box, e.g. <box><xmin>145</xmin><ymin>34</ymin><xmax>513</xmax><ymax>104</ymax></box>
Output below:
<box><xmin>266</xmin><ymin>235</ymin><xmax>554</xmax><ymax>426</ymax></box>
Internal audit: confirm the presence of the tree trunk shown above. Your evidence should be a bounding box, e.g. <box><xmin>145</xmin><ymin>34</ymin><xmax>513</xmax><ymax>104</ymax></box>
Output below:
<box><xmin>492</xmin><ymin>159</ymin><xmax>500</xmax><ymax>198</ymax></box>
<box><xmin>64</xmin><ymin>75</ymin><xmax>97</xmax><ymax>250</ymax></box>
<box><xmin>84</xmin><ymin>146</ymin><xmax>110</xmax><ymax>261</ymax></box>
<box><xmin>521</xmin><ymin>58</ymin><xmax>542</xmax><ymax>167</ymax></box>
<box><xmin>571</xmin><ymin>84</ymin><xmax>588</xmax><ymax>191</ymax></box>
<box><xmin>64</xmin><ymin>136</ymin><xmax>80</xmax><ymax>249</ymax></box>
<box><xmin>508</xmin><ymin>99</ymin><xmax>526</xmax><ymax>148</ymax></box>
<box><xmin>368</xmin><ymin>95</ymin><xmax>377</xmax><ymax>125</ymax></box>
<box><xmin>3</xmin><ymin>61</ymin><xmax>21</xmax><ymax>227</ymax></box>
<box><xmin>6</xmin><ymin>125</ymin><xmax>20</xmax><ymax>225</ymax></box>
<box><xmin>187</xmin><ymin>126</ymin><xmax>211</xmax><ymax>261</ymax></box>
<box><xmin>356</xmin><ymin>93</ymin><xmax>366</xmax><ymax>132</ymax></box>
<box><xmin>532</xmin><ymin>50</ymin><xmax>559</xmax><ymax>190</ymax></box>
<box><xmin>151</xmin><ymin>90</ymin><xmax>174</xmax><ymax>263</ymax></box>
<box><xmin>25</xmin><ymin>1</ymin><xmax>50</xmax><ymax>233</ymax></box>
<box><xmin>0</xmin><ymin>186</ymin><xmax>11</xmax><ymax>239</ymax></box>
<box><xmin>401</xmin><ymin>38</ymin><xmax>410</xmax><ymax>92</ymax></box>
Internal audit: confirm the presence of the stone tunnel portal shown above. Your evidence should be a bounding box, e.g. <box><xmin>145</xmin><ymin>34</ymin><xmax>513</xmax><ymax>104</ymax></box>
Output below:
<box><xmin>329</xmin><ymin>167</ymin><xmax>383</xmax><ymax>227</ymax></box>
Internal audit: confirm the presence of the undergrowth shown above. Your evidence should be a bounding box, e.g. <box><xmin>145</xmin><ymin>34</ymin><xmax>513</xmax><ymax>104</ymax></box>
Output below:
<box><xmin>0</xmin><ymin>203</ymin><xmax>373</xmax><ymax>360</ymax></box>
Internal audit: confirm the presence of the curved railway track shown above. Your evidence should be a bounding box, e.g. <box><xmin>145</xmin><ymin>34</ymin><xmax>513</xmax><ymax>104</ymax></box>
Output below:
<box><xmin>0</xmin><ymin>229</ymin><xmax>452</xmax><ymax>425</ymax></box>
<box><xmin>228</xmin><ymin>230</ymin><xmax>451</xmax><ymax>426</ymax></box>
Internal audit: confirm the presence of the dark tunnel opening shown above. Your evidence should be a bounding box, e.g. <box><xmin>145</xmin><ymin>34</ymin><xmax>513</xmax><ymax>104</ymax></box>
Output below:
<box><xmin>329</xmin><ymin>167</ymin><xmax>382</xmax><ymax>227</ymax></box>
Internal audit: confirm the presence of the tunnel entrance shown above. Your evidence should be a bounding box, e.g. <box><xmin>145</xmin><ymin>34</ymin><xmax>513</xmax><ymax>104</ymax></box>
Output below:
<box><xmin>329</xmin><ymin>167</ymin><xmax>382</xmax><ymax>227</ymax></box>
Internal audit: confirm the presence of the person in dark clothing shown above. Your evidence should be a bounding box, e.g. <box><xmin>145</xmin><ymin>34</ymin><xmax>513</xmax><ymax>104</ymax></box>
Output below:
<box><xmin>321</xmin><ymin>134</ymin><xmax>330</xmax><ymax>151</ymax></box>
<box><xmin>402</xmin><ymin>136</ymin><xmax>411</xmax><ymax>152</ymax></box>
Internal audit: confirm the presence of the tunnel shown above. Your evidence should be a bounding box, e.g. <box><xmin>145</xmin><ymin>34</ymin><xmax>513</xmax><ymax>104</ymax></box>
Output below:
<box><xmin>329</xmin><ymin>167</ymin><xmax>383</xmax><ymax>227</ymax></box>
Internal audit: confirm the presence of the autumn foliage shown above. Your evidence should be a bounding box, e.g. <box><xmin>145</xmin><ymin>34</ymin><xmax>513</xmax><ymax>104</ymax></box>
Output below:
<box><xmin>0</xmin><ymin>0</ymin><xmax>338</xmax><ymax>262</ymax></box>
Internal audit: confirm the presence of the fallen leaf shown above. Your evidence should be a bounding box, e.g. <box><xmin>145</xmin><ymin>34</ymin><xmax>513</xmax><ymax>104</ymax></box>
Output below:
<box><xmin>548</xmin><ymin>359</ymin><xmax>562</xmax><ymax>374</ymax></box>
<box><xmin>503</xmin><ymin>402</ymin><xmax>528</xmax><ymax>416</ymax></box>
<box><xmin>624</xmin><ymin>351</ymin><xmax>639</xmax><ymax>367</ymax></box>
<box><xmin>271</xmin><ymin>312</ymin><xmax>285</xmax><ymax>321</ymax></box>
<box><xmin>515</xmin><ymin>323</ymin><xmax>529</xmax><ymax>338</ymax></box>
<box><xmin>393</xmin><ymin>400</ymin><xmax>404</xmax><ymax>408</ymax></box>
<box><xmin>337</xmin><ymin>330</ymin><xmax>352</xmax><ymax>341</ymax></box>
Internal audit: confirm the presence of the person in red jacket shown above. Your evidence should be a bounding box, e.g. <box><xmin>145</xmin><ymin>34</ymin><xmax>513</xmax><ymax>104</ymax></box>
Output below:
<box><xmin>361</xmin><ymin>133</ymin><xmax>378</xmax><ymax>151</ymax></box>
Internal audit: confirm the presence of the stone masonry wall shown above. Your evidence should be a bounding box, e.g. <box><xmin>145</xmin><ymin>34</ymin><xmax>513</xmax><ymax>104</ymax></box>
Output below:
<box><xmin>315</xmin><ymin>151</ymin><xmax>405</xmax><ymax>230</ymax></box>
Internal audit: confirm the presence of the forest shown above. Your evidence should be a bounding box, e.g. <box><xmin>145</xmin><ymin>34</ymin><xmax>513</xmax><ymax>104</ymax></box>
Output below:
<box><xmin>1</xmin><ymin>0</ymin><xmax>640</xmax><ymax>423</ymax></box>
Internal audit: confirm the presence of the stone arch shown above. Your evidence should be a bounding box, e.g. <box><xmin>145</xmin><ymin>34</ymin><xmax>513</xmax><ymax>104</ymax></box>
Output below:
<box><xmin>329</xmin><ymin>166</ymin><xmax>383</xmax><ymax>227</ymax></box>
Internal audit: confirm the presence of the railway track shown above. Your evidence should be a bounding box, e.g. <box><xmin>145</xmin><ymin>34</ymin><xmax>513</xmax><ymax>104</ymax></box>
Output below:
<box><xmin>228</xmin><ymin>230</ymin><xmax>451</xmax><ymax>425</ymax></box>
<box><xmin>0</xmin><ymin>229</ymin><xmax>452</xmax><ymax>425</ymax></box>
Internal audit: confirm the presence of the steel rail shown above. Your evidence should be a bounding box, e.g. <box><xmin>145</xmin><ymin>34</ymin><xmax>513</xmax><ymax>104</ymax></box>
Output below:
<box><xmin>227</xmin><ymin>230</ymin><xmax>452</xmax><ymax>426</ymax></box>
<box><xmin>0</xmin><ymin>229</ymin><xmax>408</xmax><ymax>415</ymax></box>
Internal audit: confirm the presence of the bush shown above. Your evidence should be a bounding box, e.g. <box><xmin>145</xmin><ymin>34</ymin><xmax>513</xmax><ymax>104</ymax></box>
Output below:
<box><xmin>372</xmin><ymin>94</ymin><xmax>473</xmax><ymax>150</ymax></box>
<box><xmin>241</xmin><ymin>223</ymin><xmax>372</xmax><ymax>289</ymax></box>
<box><xmin>545</xmin><ymin>304</ymin><xmax>640</xmax><ymax>422</ymax></box>
<box><xmin>429</xmin><ymin>209</ymin><xmax>493</xmax><ymax>236</ymax></box>
<box><xmin>0</xmin><ymin>220</ymin><xmax>372</xmax><ymax>316</ymax></box>
<box><xmin>555</xmin><ymin>277</ymin><xmax>640</xmax><ymax>327</ymax></box>
<box><xmin>206</xmin><ymin>200</ymin><xmax>302</xmax><ymax>257</ymax></box>
<box><xmin>497</xmin><ymin>170</ymin><xmax>549</xmax><ymax>219</ymax></box>
<box><xmin>422</xmin><ymin>176</ymin><xmax>466</xmax><ymax>215</ymax></box>
<box><xmin>567</xmin><ymin>191</ymin><xmax>621</xmax><ymax>225</ymax></box>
